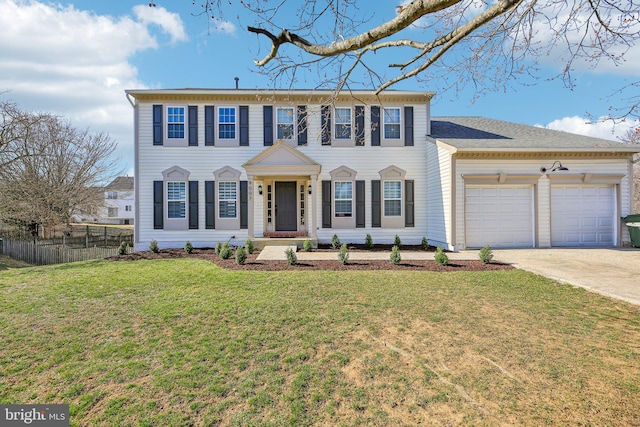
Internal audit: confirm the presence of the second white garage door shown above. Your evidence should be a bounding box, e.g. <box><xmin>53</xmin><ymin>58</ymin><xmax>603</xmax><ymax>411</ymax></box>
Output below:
<box><xmin>465</xmin><ymin>185</ymin><xmax>534</xmax><ymax>248</ymax></box>
<box><xmin>551</xmin><ymin>185</ymin><xmax>615</xmax><ymax>246</ymax></box>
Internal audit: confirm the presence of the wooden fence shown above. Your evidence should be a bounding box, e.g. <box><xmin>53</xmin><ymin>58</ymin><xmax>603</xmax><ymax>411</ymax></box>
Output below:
<box><xmin>0</xmin><ymin>238</ymin><xmax>133</xmax><ymax>266</ymax></box>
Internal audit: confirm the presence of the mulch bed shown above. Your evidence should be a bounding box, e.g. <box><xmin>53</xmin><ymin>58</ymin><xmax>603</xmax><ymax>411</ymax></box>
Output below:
<box><xmin>109</xmin><ymin>247</ymin><xmax>514</xmax><ymax>272</ymax></box>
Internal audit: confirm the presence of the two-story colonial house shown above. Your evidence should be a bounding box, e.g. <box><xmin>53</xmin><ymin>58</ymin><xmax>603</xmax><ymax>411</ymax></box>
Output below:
<box><xmin>126</xmin><ymin>89</ymin><xmax>639</xmax><ymax>251</ymax></box>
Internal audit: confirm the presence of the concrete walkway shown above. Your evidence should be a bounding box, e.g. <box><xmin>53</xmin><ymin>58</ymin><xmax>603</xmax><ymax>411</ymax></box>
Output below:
<box><xmin>257</xmin><ymin>246</ymin><xmax>640</xmax><ymax>306</ymax></box>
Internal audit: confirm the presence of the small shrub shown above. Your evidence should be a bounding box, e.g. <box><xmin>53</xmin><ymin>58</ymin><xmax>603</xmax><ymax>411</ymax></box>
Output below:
<box><xmin>303</xmin><ymin>238</ymin><xmax>313</xmax><ymax>252</ymax></box>
<box><xmin>245</xmin><ymin>238</ymin><xmax>254</xmax><ymax>254</ymax></box>
<box><xmin>394</xmin><ymin>234</ymin><xmax>402</xmax><ymax>248</ymax></box>
<box><xmin>338</xmin><ymin>243</ymin><xmax>349</xmax><ymax>265</ymax></box>
<box><xmin>219</xmin><ymin>242</ymin><xmax>232</xmax><ymax>260</ymax></box>
<box><xmin>331</xmin><ymin>234</ymin><xmax>341</xmax><ymax>249</ymax></box>
<box><xmin>421</xmin><ymin>237</ymin><xmax>429</xmax><ymax>251</ymax></box>
<box><xmin>215</xmin><ymin>242</ymin><xmax>222</xmax><ymax>255</ymax></box>
<box><xmin>364</xmin><ymin>233</ymin><xmax>373</xmax><ymax>249</ymax></box>
<box><xmin>118</xmin><ymin>241</ymin><xmax>128</xmax><ymax>256</ymax></box>
<box><xmin>285</xmin><ymin>247</ymin><xmax>297</xmax><ymax>265</ymax></box>
<box><xmin>435</xmin><ymin>247</ymin><xmax>449</xmax><ymax>266</ymax></box>
<box><xmin>149</xmin><ymin>240</ymin><xmax>159</xmax><ymax>253</ymax></box>
<box><xmin>184</xmin><ymin>241</ymin><xmax>194</xmax><ymax>254</ymax></box>
<box><xmin>235</xmin><ymin>246</ymin><xmax>247</xmax><ymax>265</ymax></box>
<box><xmin>479</xmin><ymin>244</ymin><xmax>494</xmax><ymax>264</ymax></box>
<box><xmin>390</xmin><ymin>245</ymin><xmax>401</xmax><ymax>265</ymax></box>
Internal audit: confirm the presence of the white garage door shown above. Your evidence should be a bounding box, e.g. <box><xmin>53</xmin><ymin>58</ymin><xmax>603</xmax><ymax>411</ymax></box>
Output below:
<box><xmin>465</xmin><ymin>185</ymin><xmax>534</xmax><ymax>248</ymax></box>
<box><xmin>551</xmin><ymin>185</ymin><xmax>615</xmax><ymax>247</ymax></box>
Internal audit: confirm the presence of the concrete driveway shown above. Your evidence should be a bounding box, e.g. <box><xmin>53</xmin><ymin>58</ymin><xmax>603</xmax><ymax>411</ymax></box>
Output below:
<box><xmin>491</xmin><ymin>248</ymin><xmax>640</xmax><ymax>306</ymax></box>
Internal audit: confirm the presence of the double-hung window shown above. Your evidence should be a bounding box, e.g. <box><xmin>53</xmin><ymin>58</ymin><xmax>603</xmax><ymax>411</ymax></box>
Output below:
<box><xmin>167</xmin><ymin>181</ymin><xmax>186</xmax><ymax>219</ymax></box>
<box><xmin>108</xmin><ymin>207</ymin><xmax>118</xmax><ymax>218</ymax></box>
<box><xmin>334</xmin><ymin>107</ymin><xmax>352</xmax><ymax>139</ymax></box>
<box><xmin>167</xmin><ymin>107</ymin><xmax>185</xmax><ymax>139</ymax></box>
<box><xmin>383</xmin><ymin>181</ymin><xmax>402</xmax><ymax>217</ymax></box>
<box><xmin>334</xmin><ymin>181</ymin><xmax>353</xmax><ymax>218</ymax></box>
<box><xmin>383</xmin><ymin>108</ymin><xmax>401</xmax><ymax>139</ymax></box>
<box><xmin>218</xmin><ymin>107</ymin><xmax>236</xmax><ymax>140</ymax></box>
<box><xmin>218</xmin><ymin>181</ymin><xmax>237</xmax><ymax>218</ymax></box>
<box><xmin>276</xmin><ymin>107</ymin><xmax>294</xmax><ymax>140</ymax></box>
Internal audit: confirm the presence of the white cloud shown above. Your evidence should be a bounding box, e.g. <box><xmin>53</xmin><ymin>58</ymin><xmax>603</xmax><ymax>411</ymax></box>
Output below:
<box><xmin>541</xmin><ymin>116</ymin><xmax>640</xmax><ymax>141</ymax></box>
<box><xmin>132</xmin><ymin>4</ymin><xmax>188</xmax><ymax>44</ymax></box>
<box><xmin>213</xmin><ymin>19</ymin><xmax>236</xmax><ymax>35</ymax></box>
<box><xmin>0</xmin><ymin>0</ymin><xmax>187</xmax><ymax>173</ymax></box>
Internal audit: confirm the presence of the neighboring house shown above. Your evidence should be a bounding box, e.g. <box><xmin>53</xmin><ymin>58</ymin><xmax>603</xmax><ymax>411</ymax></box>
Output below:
<box><xmin>125</xmin><ymin>89</ymin><xmax>640</xmax><ymax>251</ymax></box>
<box><xmin>73</xmin><ymin>177</ymin><xmax>135</xmax><ymax>225</ymax></box>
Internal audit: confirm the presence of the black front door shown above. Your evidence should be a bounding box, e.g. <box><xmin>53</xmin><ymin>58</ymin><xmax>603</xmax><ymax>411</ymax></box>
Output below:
<box><xmin>275</xmin><ymin>181</ymin><xmax>297</xmax><ymax>231</ymax></box>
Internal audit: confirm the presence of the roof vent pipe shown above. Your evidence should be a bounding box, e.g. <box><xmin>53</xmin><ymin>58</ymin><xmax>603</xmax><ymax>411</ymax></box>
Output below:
<box><xmin>234</xmin><ymin>77</ymin><xmax>239</xmax><ymax>89</ymax></box>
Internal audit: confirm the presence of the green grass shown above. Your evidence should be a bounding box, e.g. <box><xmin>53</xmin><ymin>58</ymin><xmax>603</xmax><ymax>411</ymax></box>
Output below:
<box><xmin>1</xmin><ymin>258</ymin><xmax>639</xmax><ymax>426</ymax></box>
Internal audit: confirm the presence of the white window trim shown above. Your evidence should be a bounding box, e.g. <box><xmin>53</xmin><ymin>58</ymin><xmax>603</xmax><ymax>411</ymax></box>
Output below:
<box><xmin>334</xmin><ymin>181</ymin><xmax>353</xmax><ymax>218</ymax></box>
<box><xmin>167</xmin><ymin>181</ymin><xmax>187</xmax><ymax>220</ymax></box>
<box><xmin>217</xmin><ymin>106</ymin><xmax>238</xmax><ymax>145</ymax></box>
<box><xmin>165</xmin><ymin>105</ymin><xmax>187</xmax><ymax>146</ymax></box>
<box><xmin>218</xmin><ymin>181</ymin><xmax>238</xmax><ymax>219</ymax></box>
<box><xmin>383</xmin><ymin>180</ymin><xmax>402</xmax><ymax>217</ymax></box>
<box><xmin>334</xmin><ymin>107</ymin><xmax>353</xmax><ymax>143</ymax></box>
<box><xmin>276</xmin><ymin>106</ymin><xmax>295</xmax><ymax>141</ymax></box>
<box><xmin>383</xmin><ymin>107</ymin><xmax>402</xmax><ymax>141</ymax></box>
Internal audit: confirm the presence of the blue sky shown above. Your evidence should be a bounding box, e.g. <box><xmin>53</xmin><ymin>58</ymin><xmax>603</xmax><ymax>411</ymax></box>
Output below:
<box><xmin>1</xmin><ymin>0</ymin><xmax>638</xmax><ymax>175</ymax></box>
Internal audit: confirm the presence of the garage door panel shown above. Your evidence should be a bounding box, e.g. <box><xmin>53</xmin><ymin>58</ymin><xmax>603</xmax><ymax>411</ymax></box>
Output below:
<box><xmin>551</xmin><ymin>185</ymin><xmax>615</xmax><ymax>247</ymax></box>
<box><xmin>466</xmin><ymin>185</ymin><xmax>534</xmax><ymax>249</ymax></box>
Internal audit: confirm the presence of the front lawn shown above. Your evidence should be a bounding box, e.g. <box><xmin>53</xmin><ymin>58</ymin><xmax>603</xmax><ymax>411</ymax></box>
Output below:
<box><xmin>0</xmin><ymin>258</ymin><xmax>638</xmax><ymax>426</ymax></box>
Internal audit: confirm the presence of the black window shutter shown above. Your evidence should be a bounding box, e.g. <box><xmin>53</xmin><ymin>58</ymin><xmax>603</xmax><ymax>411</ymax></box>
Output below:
<box><xmin>404</xmin><ymin>106</ymin><xmax>414</xmax><ymax>146</ymax></box>
<box><xmin>239</xmin><ymin>106</ymin><xmax>249</xmax><ymax>146</ymax></box>
<box><xmin>356</xmin><ymin>180</ymin><xmax>365</xmax><ymax>228</ymax></box>
<box><xmin>371</xmin><ymin>106</ymin><xmax>380</xmax><ymax>146</ymax></box>
<box><xmin>205</xmin><ymin>180</ymin><xmax>215</xmax><ymax>229</ymax></box>
<box><xmin>322</xmin><ymin>180</ymin><xmax>332</xmax><ymax>228</ymax></box>
<box><xmin>153</xmin><ymin>105</ymin><xmax>163</xmax><ymax>146</ymax></box>
<box><xmin>189</xmin><ymin>181</ymin><xmax>199</xmax><ymax>229</ymax></box>
<box><xmin>321</xmin><ymin>106</ymin><xmax>331</xmax><ymax>145</ymax></box>
<box><xmin>153</xmin><ymin>181</ymin><xmax>164</xmax><ymax>229</ymax></box>
<box><xmin>405</xmin><ymin>180</ymin><xmax>414</xmax><ymax>227</ymax></box>
<box><xmin>263</xmin><ymin>106</ymin><xmax>273</xmax><ymax>146</ymax></box>
<box><xmin>355</xmin><ymin>105</ymin><xmax>365</xmax><ymax>146</ymax></box>
<box><xmin>297</xmin><ymin>105</ymin><xmax>307</xmax><ymax>146</ymax></box>
<box><xmin>371</xmin><ymin>180</ymin><xmax>381</xmax><ymax>228</ymax></box>
<box><xmin>188</xmin><ymin>106</ymin><xmax>198</xmax><ymax>146</ymax></box>
<box><xmin>205</xmin><ymin>106</ymin><xmax>215</xmax><ymax>146</ymax></box>
<box><xmin>240</xmin><ymin>180</ymin><xmax>248</xmax><ymax>229</ymax></box>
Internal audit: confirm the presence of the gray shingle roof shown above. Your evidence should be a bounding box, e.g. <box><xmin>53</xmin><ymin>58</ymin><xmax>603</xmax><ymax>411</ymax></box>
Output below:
<box><xmin>430</xmin><ymin>117</ymin><xmax>640</xmax><ymax>152</ymax></box>
<box><xmin>106</xmin><ymin>176</ymin><xmax>134</xmax><ymax>191</ymax></box>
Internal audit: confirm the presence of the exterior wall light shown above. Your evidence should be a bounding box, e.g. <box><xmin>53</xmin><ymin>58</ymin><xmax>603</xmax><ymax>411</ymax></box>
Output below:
<box><xmin>540</xmin><ymin>161</ymin><xmax>569</xmax><ymax>173</ymax></box>
<box><xmin>258</xmin><ymin>185</ymin><xmax>263</xmax><ymax>195</ymax></box>
<box><xmin>308</xmin><ymin>185</ymin><xmax>312</xmax><ymax>194</ymax></box>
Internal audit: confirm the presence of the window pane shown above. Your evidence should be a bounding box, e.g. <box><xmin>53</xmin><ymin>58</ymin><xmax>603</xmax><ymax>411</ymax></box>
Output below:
<box><xmin>219</xmin><ymin>107</ymin><xmax>236</xmax><ymax>139</ymax></box>
<box><xmin>168</xmin><ymin>201</ymin><xmax>186</xmax><ymax>218</ymax></box>
<box><xmin>167</xmin><ymin>107</ymin><xmax>185</xmax><ymax>139</ymax></box>
<box><xmin>167</xmin><ymin>182</ymin><xmax>186</xmax><ymax>200</ymax></box>
<box><xmin>383</xmin><ymin>181</ymin><xmax>402</xmax><ymax>217</ymax></box>
<box><xmin>384</xmin><ymin>108</ymin><xmax>401</xmax><ymax>139</ymax></box>
<box><xmin>219</xmin><ymin>181</ymin><xmax>237</xmax><ymax>218</ymax></box>
<box><xmin>384</xmin><ymin>200</ymin><xmax>401</xmax><ymax>216</ymax></box>
<box><xmin>334</xmin><ymin>108</ymin><xmax>351</xmax><ymax>139</ymax></box>
<box><xmin>277</xmin><ymin>107</ymin><xmax>294</xmax><ymax>139</ymax></box>
<box><xmin>334</xmin><ymin>181</ymin><xmax>352</xmax><ymax>217</ymax></box>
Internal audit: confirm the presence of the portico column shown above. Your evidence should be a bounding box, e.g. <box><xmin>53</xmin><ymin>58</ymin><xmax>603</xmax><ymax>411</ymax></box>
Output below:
<box><xmin>310</xmin><ymin>174</ymin><xmax>318</xmax><ymax>239</ymax></box>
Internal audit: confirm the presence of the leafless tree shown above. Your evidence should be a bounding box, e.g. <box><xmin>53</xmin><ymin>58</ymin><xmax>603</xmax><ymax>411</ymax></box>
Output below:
<box><xmin>0</xmin><ymin>101</ymin><xmax>120</xmax><ymax>235</ymax></box>
<box><xmin>620</xmin><ymin>127</ymin><xmax>640</xmax><ymax>213</ymax></box>
<box><xmin>193</xmin><ymin>0</ymin><xmax>639</xmax><ymax>119</ymax></box>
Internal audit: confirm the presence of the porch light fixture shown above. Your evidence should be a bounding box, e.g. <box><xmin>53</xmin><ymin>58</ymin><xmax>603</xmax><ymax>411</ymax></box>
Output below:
<box><xmin>308</xmin><ymin>185</ymin><xmax>312</xmax><ymax>194</ymax></box>
<box><xmin>258</xmin><ymin>185</ymin><xmax>263</xmax><ymax>195</ymax></box>
<box><xmin>540</xmin><ymin>161</ymin><xmax>569</xmax><ymax>173</ymax></box>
